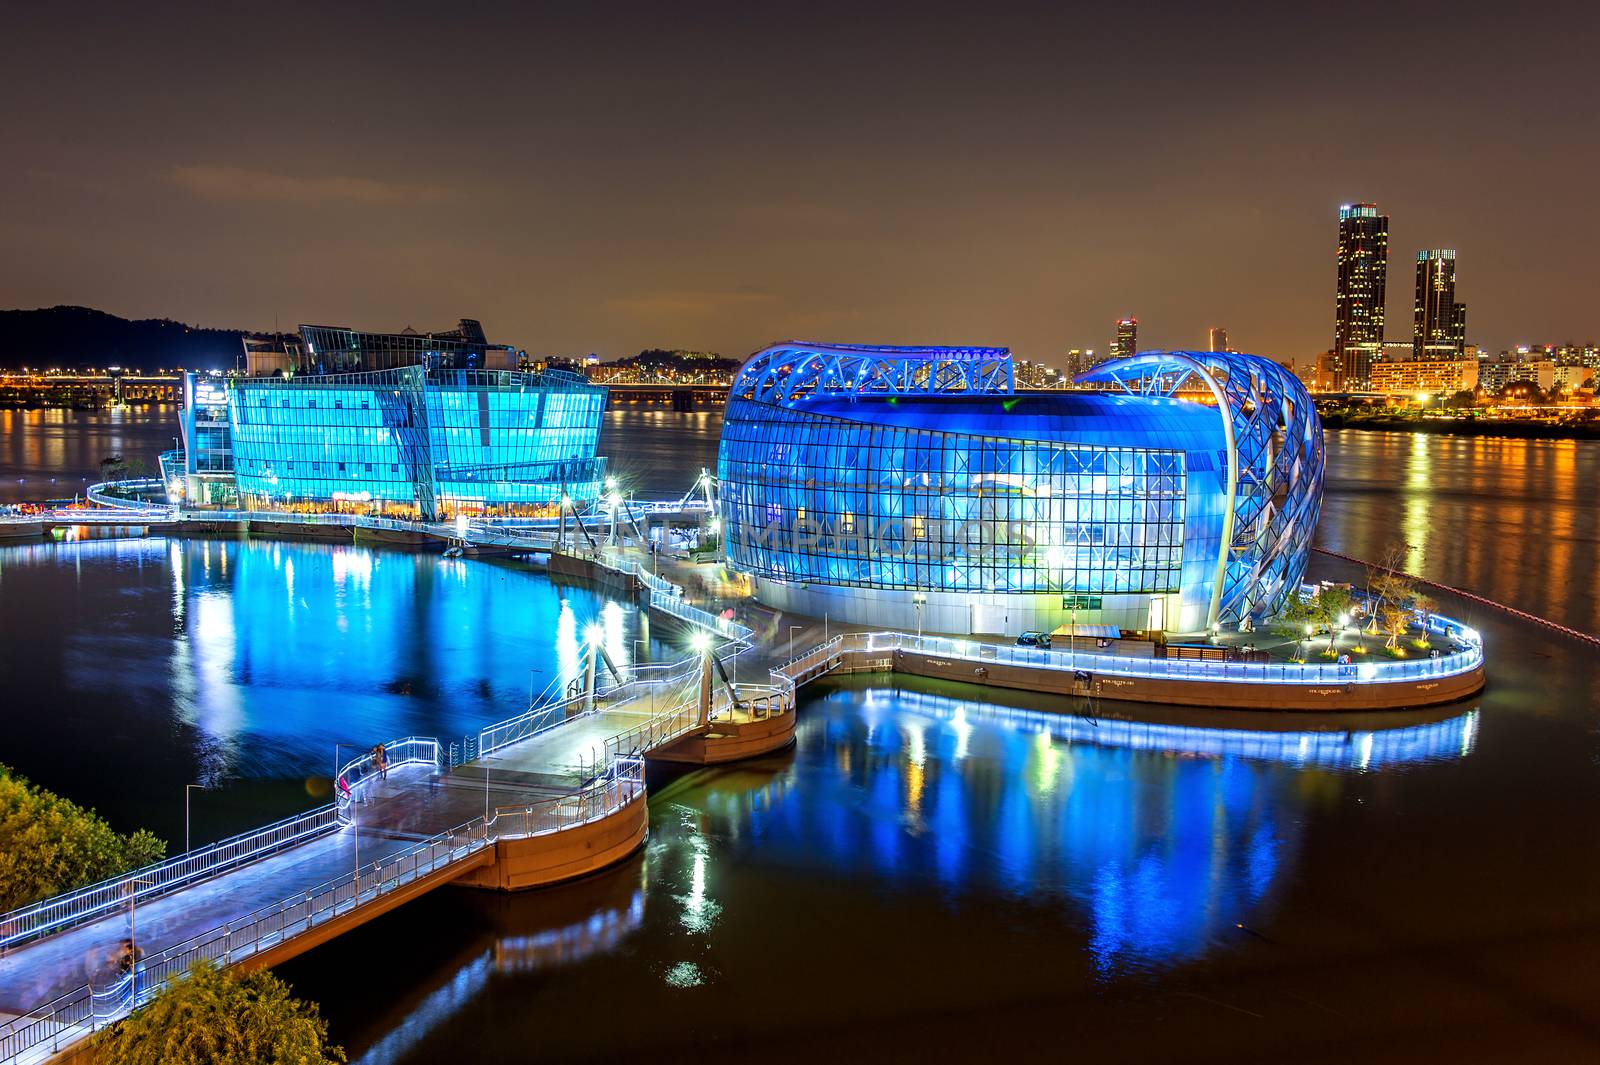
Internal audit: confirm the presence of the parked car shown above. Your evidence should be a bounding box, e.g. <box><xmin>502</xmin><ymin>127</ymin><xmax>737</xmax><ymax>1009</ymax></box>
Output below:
<box><xmin>1015</xmin><ymin>631</ymin><xmax>1052</xmax><ymax>649</ymax></box>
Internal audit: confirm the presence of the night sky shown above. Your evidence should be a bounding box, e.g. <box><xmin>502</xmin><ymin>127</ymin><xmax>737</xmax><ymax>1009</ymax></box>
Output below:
<box><xmin>4</xmin><ymin>1</ymin><xmax>1597</xmax><ymax>365</ymax></box>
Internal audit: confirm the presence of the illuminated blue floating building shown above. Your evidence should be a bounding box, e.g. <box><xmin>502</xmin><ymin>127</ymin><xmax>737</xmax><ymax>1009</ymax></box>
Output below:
<box><xmin>717</xmin><ymin>343</ymin><xmax>1323</xmax><ymax>636</ymax></box>
<box><xmin>179</xmin><ymin>320</ymin><xmax>608</xmax><ymax>520</ymax></box>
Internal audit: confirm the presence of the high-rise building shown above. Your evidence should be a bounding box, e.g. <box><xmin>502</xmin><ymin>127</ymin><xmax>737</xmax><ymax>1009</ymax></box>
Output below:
<box><xmin>1414</xmin><ymin>250</ymin><xmax>1466</xmax><ymax>359</ymax></box>
<box><xmin>1334</xmin><ymin>203</ymin><xmax>1389</xmax><ymax>390</ymax></box>
<box><xmin>1062</xmin><ymin>348</ymin><xmax>1099</xmax><ymax>377</ymax></box>
<box><xmin>1112</xmin><ymin>318</ymin><xmax>1138</xmax><ymax>361</ymax></box>
<box><xmin>1208</xmin><ymin>327</ymin><xmax>1228</xmax><ymax>352</ymax></box>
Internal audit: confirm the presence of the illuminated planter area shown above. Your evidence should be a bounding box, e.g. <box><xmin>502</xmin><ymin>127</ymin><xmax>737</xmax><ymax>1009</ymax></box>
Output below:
<box><xmin>718</xmin><ymin>344</ymin><xmax>1324</xmax><ymax>637</ymax></box>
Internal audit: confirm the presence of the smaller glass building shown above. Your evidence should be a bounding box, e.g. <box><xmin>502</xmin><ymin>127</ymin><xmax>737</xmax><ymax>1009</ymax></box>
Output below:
<box><xmin>178</xmin><ymin>317</ymin><xmax>608</xmax><ymax>519</ymax></box>
<box><xmin>226</xmin><ymin>366</ymin><xmax>606</xmax><ymax>520</ymax></box>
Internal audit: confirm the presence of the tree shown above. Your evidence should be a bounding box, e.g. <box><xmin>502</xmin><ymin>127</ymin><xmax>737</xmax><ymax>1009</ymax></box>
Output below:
<box><xmin>1381</xmin><ymin>604</ymin><xmax>1412</xmax><ymax>651</ymax></box>
<box><xmin>99</xmin><ymin>453</ymin><xmax>132</xmax><ymax>481</ymax></box>
<box><xmin>1365</xmin><ymin>540</ymin><xmax>1419</xmax><ymax>629</ymax></box>
<box><xmin>94</xmin><ymin>960</ymin><xmax>345</xmax><ymax>1065</ymax></box>
<box><xmin>1311</xmin><ymin>585</ymin><xmax>1354</xmax><ymax>653</ymax></box>
<box><xmin>1273</xmin><ymin>594</ymin><xmax>1317</xmax><ymax>658</ymax></box>
<box><xmin>0</xmin><ymin>764</ymin><xmax>166</xmax><ymax>911</ymax></box>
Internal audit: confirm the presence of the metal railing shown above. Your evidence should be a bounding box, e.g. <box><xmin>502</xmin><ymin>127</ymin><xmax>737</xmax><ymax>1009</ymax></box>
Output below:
<box><xmin>602</xmin><ymin>700</ymin><xmax>700</xmax><ymax>762</ymax></box>
<box><xmin>333</xmin><ymin>737</ymin><xmax>442</xmax><ymax>817</ymax></box>
<box><xmin>0</xmin><ymin>736</ymin><xmax>435</xmax><ymax>956</ymax></box>
<box><xmin>774</xmin><ymin>628</ymin><xmax>1484</xmax><ymax>688</ymax></box>
<box><xmin>0</xmin><ymin>758</ymin><xmax>646</xmax><ymax>1064</ymax></box>
<box><xmin>613</xmin><ymin>554</ymin><xmax>753</xmax><ymax>643</ymax></box>
<box><xmin>477</xmin><ymin>702</ymin><xmax>570</xmax><ymax>759</ymax></box>
<box><xmin>84</xmin><ymin>479</ymin><xmax>171</xmax><ymax>512</ymax></box>
<box><xmin>0</xmin><ymin>804</ymin><xmax>341</xmax><ymax>954</ymax></box>
<box><xmin>488</xmin><ymin>757</ymin><xmax>645</xmax><ymax>838</ymax></box>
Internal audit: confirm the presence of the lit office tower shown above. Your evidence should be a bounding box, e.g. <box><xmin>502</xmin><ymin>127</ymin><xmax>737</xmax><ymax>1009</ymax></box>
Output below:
<box><xmin>1334</xmin><ymin>203</ymin><xmax>1388</xmax><ymax>390</ymax></box>
<box><xmin>1208</xmin><ymin>327</ymin><xmax>1228</xmax><ymax>352</ymax></box>
<box><xmin>1112</xmin><ymin>318</ymin><xmax>1138</xmax><ymax>360</ymax></box>
<box><xmin>1414</xmin><ymin>250</ymin><xmax>1465</xmax><ymax>358</ymax></box>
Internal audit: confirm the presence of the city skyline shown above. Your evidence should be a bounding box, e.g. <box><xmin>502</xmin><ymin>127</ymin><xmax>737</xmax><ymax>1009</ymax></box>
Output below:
<box><xmin>3</xmin><ymin>3</ymin><xmax>1597</xmax><ymax>367</ymax></box>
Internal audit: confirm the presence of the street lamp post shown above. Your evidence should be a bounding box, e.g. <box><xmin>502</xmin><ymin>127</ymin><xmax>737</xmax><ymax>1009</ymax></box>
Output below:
<box><xmin>334</xmin><ymin>742</ymin><xmax>363</xmax><ymax>888</ymax></box>
<box><xmin>125</xmin><ymin>875</ymin><xmax>153</xmax><ymax>998</ymax></box>
<box><xmin>912</xmin><ymin>593</ymin><xmax>927</xmax><ymax>640</ymax></box>
<box><xmin>788</xmin><ymin>625</ymin><xmax>802</xmax><ymax>659</ymax></box>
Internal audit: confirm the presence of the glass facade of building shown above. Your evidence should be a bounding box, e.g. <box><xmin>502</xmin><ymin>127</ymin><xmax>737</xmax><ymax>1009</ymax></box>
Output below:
<box><xmin>296</xmin><ymin>318</ymin><xmax>515</xmax><ymax>374</ymax></box>
<box><xmin>718</xmin><ymin>343</ymin><xmax>1323</xmax><ymax>636</ymax></box>
<box><xmin>175</xmin><ymin>374</ymin><xmax>239</xmax><ymax>505</ymax></box>
<box><xmin>226</xmin><ymin>366</ymin><xmax>606</xmax><ymax>519</ymax></box>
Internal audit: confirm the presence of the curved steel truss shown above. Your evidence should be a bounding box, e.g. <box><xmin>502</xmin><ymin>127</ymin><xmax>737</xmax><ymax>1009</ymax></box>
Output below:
<box><xmin>1077</xmin><ymin>351</ymin><xmax>1325</xmax><ymax>626</ymax></box>
<box><xmin>732</xmin><ymin>342</ymin><xmax>1014</xmax><ymax>407</ymax></box>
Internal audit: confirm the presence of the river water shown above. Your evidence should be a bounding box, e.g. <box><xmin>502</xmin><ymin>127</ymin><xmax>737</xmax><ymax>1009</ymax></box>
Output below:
<box><xmin>1</xmin><ymin>411</ymin><xmax>1597</xmax><ymax>1061</ymax></box>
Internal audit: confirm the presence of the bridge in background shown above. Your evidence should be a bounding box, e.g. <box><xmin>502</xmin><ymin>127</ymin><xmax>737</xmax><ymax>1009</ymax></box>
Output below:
<box><xmin>0</xmin><ymin>371</ymin><xmax>182</xmax><ymax>408</ymax></box>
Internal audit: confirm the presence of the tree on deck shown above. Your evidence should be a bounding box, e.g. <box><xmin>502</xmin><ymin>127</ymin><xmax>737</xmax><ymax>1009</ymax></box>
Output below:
<box><xmin>1381</xmin><ymin>604</ymin><xmax>1413</xmax><ymax>651</ymax></box>
<box><xmin>94</xmin><ymin>960</ymin><xmax>345</xmax><ymax>1065</ymax></box>
<box><xmin>0</xmin><ymin>764</ymin><xmax>165</xmax><ymax>911</ymax></box>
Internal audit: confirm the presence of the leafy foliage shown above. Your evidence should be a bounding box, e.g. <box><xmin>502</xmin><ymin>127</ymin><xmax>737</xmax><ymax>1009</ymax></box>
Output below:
<box><xmin>1309</xmin><ymin>585</ymin><xmax>1353</xmax><ymax>651</ymax></box>
<box><xmin>1273</xmin><ymin>593</ymin><xmax>1315</xmax><ymax>641</ymax></box>
<box><xmin>94</xmin><ymin>960</ymin><xmax>345</xmax><ymax>1065</ymax></box>
<box><xmin>1380</xmin><ymin>605</ymin><xmax>1414</xmax><ymax>650</ymax></box>
<box><xmin>0</xmin><ymin>764</ymin><xmax>166</xmax><ymax>911</ymax></box>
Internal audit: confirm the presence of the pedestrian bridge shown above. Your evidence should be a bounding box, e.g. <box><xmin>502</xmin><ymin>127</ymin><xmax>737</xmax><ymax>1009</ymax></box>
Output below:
<box><xmin>0</xmin><ymin>644</ymin><xmax>795</xmax><ymax>1065</ymax></box>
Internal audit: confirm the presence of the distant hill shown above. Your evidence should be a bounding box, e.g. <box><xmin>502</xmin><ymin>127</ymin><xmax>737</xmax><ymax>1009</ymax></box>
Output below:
<box><xmin>0</xmin><ymin>306</ymin><xmax>249</xmax><ymax>371</ymax></box>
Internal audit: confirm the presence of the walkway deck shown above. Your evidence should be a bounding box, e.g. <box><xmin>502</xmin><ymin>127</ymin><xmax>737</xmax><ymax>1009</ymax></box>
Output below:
<box><xmin>0</xmin><ymin>671</ymin><xmax>715</xmax><ymax>1063</ymax></box>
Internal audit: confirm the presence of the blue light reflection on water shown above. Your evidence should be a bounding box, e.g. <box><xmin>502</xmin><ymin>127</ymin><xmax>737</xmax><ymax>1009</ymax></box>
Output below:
<box><xmin>738</xmin><ymin>684</ymin><xmax>1476</xmax><ymax>974</ymax></box>
<box><xmin>0</xmin><ymin>537</ymin><xmax>660</xmax><ymax>791</ymax></box>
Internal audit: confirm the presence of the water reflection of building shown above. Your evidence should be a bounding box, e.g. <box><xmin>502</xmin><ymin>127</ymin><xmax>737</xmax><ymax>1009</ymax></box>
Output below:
<box><xmin>165</xmin><ymin>539</ymin><xmax>633</xmax><ymax>778</ymax></box>
<box><xmin>746</xmin><ymin>686</ymin><xmax>1475</xmax><ymax>973</ymax></box>
<box><xmin>889</xmin><ymin>689</ymin><xmax>1480</xmax><ymax>769</ymax></box>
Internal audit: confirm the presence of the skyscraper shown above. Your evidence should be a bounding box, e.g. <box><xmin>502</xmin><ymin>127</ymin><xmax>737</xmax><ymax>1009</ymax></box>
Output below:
<box><xmin>1062</xmin><ymin>348</ymin><xmax>1099</xmax><ymax>377</ymax></box>
<box><xmin>1334</xmin><ymin>203</ymin><xmax>1389</xmax><ymax>390</ymax></box>
<box><xmin>1414</xmin><ymin>249</ymin><xmax>1465</xmax><ymax>359</ymax></box>
<box><xmin>1112</xmin><ymin>318</ymin><xmax>1138</xmax><ymax>361</ymax></box>
<box><xmin>1208</xmin><ymin>326</ymin><xmax>1228</xmax><ymax>352</ymax></box>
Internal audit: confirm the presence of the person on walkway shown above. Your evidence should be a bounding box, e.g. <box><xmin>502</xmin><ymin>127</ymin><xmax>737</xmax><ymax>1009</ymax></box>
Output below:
<box><xmin>376</xmin><ymin>743</ymin><xmax>389</xmax><ymax>782</ymax></box>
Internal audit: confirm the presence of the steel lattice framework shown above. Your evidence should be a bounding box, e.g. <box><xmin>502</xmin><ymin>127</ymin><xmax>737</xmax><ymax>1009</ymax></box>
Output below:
<box><xmin>1076</xmin><ymin>351</ymin><xmax>1325</xmax><ymax>627</ymax></box>
<box><xmin>732</xmin><ymin>342</ymin><xmax>1014</xmax><ymax>406</ymax></box>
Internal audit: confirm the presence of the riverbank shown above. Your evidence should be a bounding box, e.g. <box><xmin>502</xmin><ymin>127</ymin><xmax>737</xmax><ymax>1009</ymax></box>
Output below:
<box><xmin>1320</xmin><ymin>413</ymin><xmax>1600</xmax><ymax>440</ymax></box>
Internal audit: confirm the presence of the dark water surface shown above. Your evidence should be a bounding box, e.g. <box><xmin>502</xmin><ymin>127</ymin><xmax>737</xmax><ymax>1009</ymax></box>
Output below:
<box><xmin>1</xmin><ymin>414</ymin><xmax>1598</xmax><ymax>1061</ymax></box>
